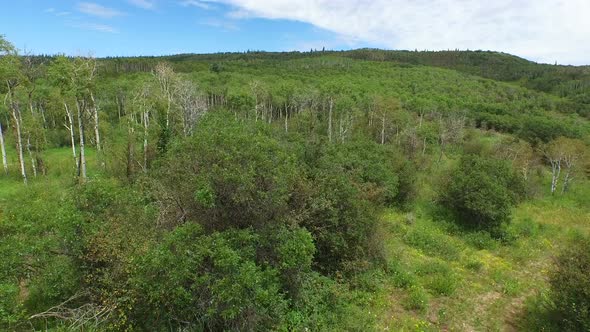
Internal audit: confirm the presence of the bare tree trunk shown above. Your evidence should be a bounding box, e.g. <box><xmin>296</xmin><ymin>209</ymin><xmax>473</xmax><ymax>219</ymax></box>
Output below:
<box><xmin>64</xmin><ymin>103</ymin><xmax>78</xmax><ymax>174</ymax></box>
<box><xmin>166</xmin><ymin>95</ymin><xmax>171</xmax><ymax>128</ymax></box>
<box><xmin>117</xmin><ymin>95</ymin><xmax>122</xmax><ymax>121</ymax></box>
<box><xmin>422</xmin><ymin>137</ymin><xmax>427</xmax><ymax>156</ymax></box>
<box><xmin>90</xmin><ymin>93</ymin><xmax>101</xmax><ymax>151</ymax></box>
<box><xmin>40</xmin><ymin>104</ymin><xmax>47</xmax><ymax>128</ymax></box>
<box><xmin>28</xmin><ymin>93</ymin><xmax>35</xmax><ymax>117</ymax></box>
<box><xmin>8</xmin><ymin>86</ymin><xmax>27</xmax><ymax>184</ymax></box>
<box><xmin>126</xmin><ymin>119</ymin><xmax>135</xmax><ymax>180</ymax></box>
<box><xmin>0</xmin><ymin>122</ymin><xmax>7</xmax><ymax>174</ymax></box>
<box><xmin>561</xmin><ymin>171</ymin><xmax>571</xmax><ymax>194</ymax></box>
<box><xmin>419</xmin><ymin>111</ymin><xmax>424</xmax><ymax>128</ymax></box>
<box><xmin>27</xmin><ymin>136</ymin><xmax>37</xmax><ymax>177</ymax></box>
<box><xmin>76</xmin><ymin>100</ymin><xmax>87</xmax><ymax>180</ymax></box>
<box><xmin>254</xmin><ymin>95</ymin><xmax>259</xmax><ymax>122</ymax></box>
<box><xmin>328</xmin><ymin>97</ymin><xmax>333</xmax><ymax>143</ymax></box>
<box><xmin>284</xmin><ymin>104</ymin><xmax>288</xmax><ymax>133</ymax></box>
<box><xmin>550</xmin><ymin>159</ymin><xmax>561</xmax><ymax>195</ymax></box>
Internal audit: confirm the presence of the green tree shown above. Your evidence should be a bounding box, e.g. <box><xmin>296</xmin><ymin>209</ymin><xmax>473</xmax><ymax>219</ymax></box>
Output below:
<box><xmin>0</xmin><ymin>36</ymin><xmax>27</xmax><ymax>183</ymax></box>
<box><xmin>441</xmin><ymin>155</ymin><xmax>524</xmax><ymax>233</ymax></box>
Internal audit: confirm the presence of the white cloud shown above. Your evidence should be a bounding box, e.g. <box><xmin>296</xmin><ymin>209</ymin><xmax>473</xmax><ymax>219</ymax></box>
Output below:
<box><xmin>200</xmin><ymin>18</ymin><xmax>238</xmax><ymax>30</ymax></box>
<box><xmin>73</xmin><ymin>23</ymin><xmax>119</xmax><ymax>33</ymax></box>
<box><xmin>208</xmin><ymin>0</ymin><xmax>590</xmax><ymax>65</ymax></box>
<box><xmin>77</xmin><ymin>2</ymin><xmax>124</xmax><ymax>18</ymax></box>
<box><xmin>128</xmin><ymin>0</ymin><xmax>156</xmax><ymax>10</ymax></box>
<box><xmin>181</xmin><ymin>0</ymin><xmax>215</xmax><ymax>10</ymax></box>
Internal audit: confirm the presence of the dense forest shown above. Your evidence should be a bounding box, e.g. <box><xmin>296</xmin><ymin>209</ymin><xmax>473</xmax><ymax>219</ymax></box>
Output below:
<box><xmin>0</xmin><ymin>35</ymin><xmax>589</xmax><ymax>331</ymax></box>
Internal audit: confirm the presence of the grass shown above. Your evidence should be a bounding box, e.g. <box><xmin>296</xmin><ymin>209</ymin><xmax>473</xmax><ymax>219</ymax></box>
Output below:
<box><xmin>371</xmin><ymin>177</ymin><xmax>590</xmax><ymax>331</ymax></box>
<box><xmin>0</xmin><ymin>146</ymin><xmax>99</xmax><ymax>210</ymax></box>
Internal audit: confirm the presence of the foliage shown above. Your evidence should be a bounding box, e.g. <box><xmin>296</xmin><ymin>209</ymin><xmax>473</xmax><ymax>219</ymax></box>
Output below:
<box><xmin>131</xmin><ymin>223</ymin><xmax>288</xmax><ymax>331</ymax></box>
<box><xmin>0</xmin><ymin>36</ymin><xmax>589</xmax><ymax>331</ymax></box>
<box><xmin>440</xmin><ymin>155</ymin><xmax>524</xmax><ymax>233</ymax></box>
<box><xmin>548</xmin><ymin>233</ymin><xmax>590</xmax><ymax>331</ymax></box>
<box><xmin>154</xmin><ymin>112</ymin><xmax>299</xmax><ymax>230</ymax></box>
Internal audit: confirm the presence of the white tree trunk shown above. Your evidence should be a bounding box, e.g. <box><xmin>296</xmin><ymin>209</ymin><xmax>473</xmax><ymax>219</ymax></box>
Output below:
<box><xmin>561</xmin><ymin>171</ymin><xmax>571</xmax><ymax>194</ymax></box>
<box><xmin>8</xmin><ymin>87</ymin><xmax>27</xmax><ymax>184</ymax></box>
<box><xmin>90</xmin><ymin>92</ymin><xmax>101</xmax><ymax>151</ymax></box>
<box><xmin>64</xmin><ymin>103</ymin><xmax>79</xmax><ymax>174</ymax></box>
<box><xmin>76</xmin><ymin>100</ymin><xmax>87</xmax><ymax>180</ymax></box>
<box><xmin>27</xmin><ymin>136</ymin><xmax>37</xmax><ymax>177</ymax></box>
<box><xmin>166</xmin><ymin>95</ymin><xmax>171</xmax><ymax>128</ymax></box>
<box><xmin>550</xmin><ymin>159</ymin><xmax>561</xmax><ymax>194</ymax></box>
<box><xmin>0</xmin><ymin>122</ymin><xmax>7</xmax><ymax>175</ymax></box>
<box><xmin>284</xmin><ymin>105</ymin><xmax>288</xmax><ymax>133</ymax></box>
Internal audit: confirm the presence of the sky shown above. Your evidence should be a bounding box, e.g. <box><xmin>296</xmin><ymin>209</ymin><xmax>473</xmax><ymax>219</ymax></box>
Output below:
<box><xmin>2</xmin><ymin>0</ymin><xmax>589</xmax><ymax>65</ymax></box>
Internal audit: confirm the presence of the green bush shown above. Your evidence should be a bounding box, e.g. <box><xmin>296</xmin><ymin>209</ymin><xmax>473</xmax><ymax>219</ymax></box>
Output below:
<box><xmin>301</xmin><ymin>169</ymin><xmax>378</xmax><ymax>274</ymax></box>
<box><xmin>440</xmin><ymin>155</ymin><xmax>524</xmax><ymax>234</ymax></box>
<box><xmin>428</xmin><ymin>274</ymin><xmax>459</xmax><ymax>296</ymax></box>
<box><xmin>548</xmin><ymin>234</ymin><xmax>590</xmax><ymax>331</ymax></box>
<box><xmin>387</xmin><ymin>261</ymin><xmax>417</xmax><ymax>289</ymax></box>
<box><xmin>131</xmin><ymin>223</ymin><xmax>290</xmax><ymax>331</ymax></box>
<box><xmin>155</xmin><ymin>112</ymin><xmax>299</xmax><ymax>230</ymax></box>
<box><xmin>310</xmin><ymin>140</ymin><xmax>401</xmax><ymax>206</ymax></box>
<box><xmin>403</xmin><ymin>286</ymin><xmax>429</xmax><ymax>312</ymax></box>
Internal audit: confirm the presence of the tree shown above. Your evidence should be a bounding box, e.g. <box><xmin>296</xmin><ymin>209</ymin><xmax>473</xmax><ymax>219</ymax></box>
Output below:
<box><xmin>441</xmin><ymin>155</ymin><xmax>524</xmax><ymax>233</ymax></box>
<box><xmin>132</xmin><ymin>80</ymin><xmax>155</xmax><ymax>172</ymax></box>
<box><xmin>153</xmin><ymin>62</ymin><xmax>175</xmax><ymax>128</ymax></box>
<box><xmin>496</xmin><ymin>138</ymin><xmax>538</xmax><ymax>182</ymax></box>
<box><xmin>543</xmin><ymin>137</ymin><xmax>588</xmax><ymax>194</ymax></box>
<box><xmin>0</xmin><ymin>104</ymin><xmax>8</xmax><ymax>174</ymax></box>
<box><xmin>48</xmin><ymin>55</ymin><xmax>97</xmax><ymax>180</ymax></box>
<box><xmin>372</xmin><ymin>95</ymin><xmax>401</xmax><ymax>145</ymax></box>
<box><xmin>0</xmin><ymin>36</ymin><xmax>27</xmax><ymax>183</ymax></box>
<box><xmin>132</xmin><ymin>224</ymin><xmax>291</xmax><ymax>331</ymax></box>
<box><xmin>437</xmin><ymin>112</ymin><xmax>466</xmax><ymax>162</ymax></box>
<box><xmin>249</xmin><ymin>80</ymin><xmax>266</xmax><ymax>122</ymax></box>
<box><xmin>154</xmin><ymin>112</ymin><xmax>299</xmax><ymax>230</ymax></box>
<box><xmin>175</xmin><ymin>78</ymin><xmax>207</xmax><ymax>136</ymax></box>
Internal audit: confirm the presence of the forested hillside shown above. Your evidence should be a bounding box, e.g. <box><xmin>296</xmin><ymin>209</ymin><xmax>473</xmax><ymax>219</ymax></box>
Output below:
<box><xmin>1</xmin><ymin>35</ymin><xmax>589</xmax><ymax>331</ymax></box>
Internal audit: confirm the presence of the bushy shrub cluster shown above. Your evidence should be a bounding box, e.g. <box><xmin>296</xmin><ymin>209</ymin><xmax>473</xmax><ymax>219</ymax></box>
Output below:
<box><xmin>1</xmin><ymin>112</ymin><xmax>412</xmax><ymax>331</ymax></box>
<box><xmin>440</xmin><ymin>155</ymin><xmax>524</xmax><ymax>234</ymax></box>
<box><xmin>548</xmin><ymin>234</ymin><xmax>590</xmax><ymax>331</ymax></box>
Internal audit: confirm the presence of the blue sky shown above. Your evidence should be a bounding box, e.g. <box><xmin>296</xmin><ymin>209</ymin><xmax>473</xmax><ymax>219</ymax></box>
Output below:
<box><xmin>2</xmin><ymin>0</ymin><xmax>368</xmax><ymax>57</ymax></box>
<box><xmin>2</xmin><ymin>0</ymin><xmax>589</xmax><ymax>65</ymax></box>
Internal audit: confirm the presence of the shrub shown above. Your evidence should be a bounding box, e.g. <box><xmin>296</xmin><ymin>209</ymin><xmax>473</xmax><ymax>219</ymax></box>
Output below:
<box><xmin>311</xmin><ymin>140</ymin><xmax>401</xmax><ymax>206</ymax></box>
<box><xmin>387</xmin><ymin>261</ymin><xmax>416</xmax><ymax>289</ymax></box>
<box><xmin>428</xmin><ymin>273</ymin><xmax>459</xmax><ymax>296</ymax></box>
<box><xmin>0</xmin><ymin>184</ymin><xmax>83</xmax><ymax>329</ymax></box>
<box><xmin>548</xmin><ymin>234</ymin><xmax>590</xmax><ymax>331</ymax></box>
<box><xmin>403</xmin><ymin>286</ymin><xmax>429</xmax><ymax>312</ymax></box>
<box><xmin>154</xmin><ymin>112</ymin><xmax>299</xmax><ymax>230</ymax></box>
<box><xmin>131</xmin><ymin>223</ymin><xmax>290</xmax><ymax>331</ymax></box>
<box><xmin>301</xmin><ymin>169</ymin><xmax>378</xmax><ymax>274</ymax></box>
<box><xmin>440</xmin><ymin>155</ymin><xmax>524</xmax><ymax>234</ymax></box>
